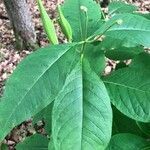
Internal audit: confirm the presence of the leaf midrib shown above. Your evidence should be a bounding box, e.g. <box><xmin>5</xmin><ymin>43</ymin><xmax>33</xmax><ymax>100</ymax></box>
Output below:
<box><xmin>108</xmin><ymin>28</ymin><xmax>150</xmax><ymax>32</ymax></box>
<box><xmin>109</xmin><ymin>5</ymin><xmax>136</xmax><ymax>15</ymax></box>
<box><xmin>103</xmin><ymin>80</ymin><xmax>150</xmax><ymax>93</ymax></box>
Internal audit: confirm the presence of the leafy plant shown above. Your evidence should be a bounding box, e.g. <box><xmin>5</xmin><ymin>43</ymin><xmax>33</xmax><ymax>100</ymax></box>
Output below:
<box><xmin>0</xmin><ymin>0</ymin><xmax>150</xmax><ymax>149</ymax></box>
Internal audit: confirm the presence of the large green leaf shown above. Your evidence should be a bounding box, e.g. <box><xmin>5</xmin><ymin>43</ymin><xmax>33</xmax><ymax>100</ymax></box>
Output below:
<box><xmin>62</xmin><ymin>0</ymin><xmax>102</xmax><ymax>41</ymax></box>
<box><xmin>103</xmin><ymin>53</ymin><xmax>150</xmax><ymax>122</ymax></box>
<box><xmin>106</xmin><ymin>14</ymin><xmax>150</xmax><ymax>48</ymax></box>
<box><xmin>16</xmin><ymin>134</ymin><xmax>49</xmax><ymax>150</ymax></box>
<box><xmin>106</xmin><ymin>133</ymin><xmax>150</xmax><ymax>150</ymax></box>
<box><xmin>93</xmin><ymin>14</ymin><xmax>150</xmax><ymax>48</ymax></box>
<box><xmin>0</xmin><ymin>43</ymin><xmax>79</xmax><ymax>140</ymax></box>
<box><xmin>52</xmin><ymin>60</ymin><xmax>112</xmax><ymax>149</ymax></box>
<box><xmin>108</xmin><ymin>1</ymin><xmax>138</xmax><ymax>15</ymax></box>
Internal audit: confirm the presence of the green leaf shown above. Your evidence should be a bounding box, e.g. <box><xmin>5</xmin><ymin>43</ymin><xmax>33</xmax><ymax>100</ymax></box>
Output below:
<box><xmin>93</xmin><ymin>14</ymin><xmax>150</xmax><ymax>48</ymax></box>
<box><xmin>137</xmin><ymin>122</ymin><xmax>150</xmax><ymax>137</ymax></box>
<box><xmin>112</xmin><ymin>106</ymin><xmax>144</xmax><ymax>137</ymax></box>
<box><xmin>62</xmin><ymin>0</ymin><xmax>102</xmax><ymax>41</ymax></box>
<box><xmin>52</xmin><ymin>60</ymin><xmax>112</xmax><ymax>149</ymax></box>
<box><xmin>97</xmin><ymin>36</ymin><xmax>139</xmax><ymax>49</ymax></box>
<box><xmin>135</xmin><ymin>13</ymin><xmax>150</xmax><ymax>20</ymax></box>
<box><xmin>106</xmin><ymin>133</ymin><xmax>150</xmax><ymax>150</ymax></box>
<box><xmin>1</xmin><ymin>144</ymin><xmax>8</xmax><ymax>150</ymax></box>
<box><xmin>105</xmin><ymin>14</ymin><xmax>150</xmax><ymax>48</ymax></box>
<box><xmin>105</xmin><ymin>46</ymin><xmax>143</xmax><ymax>60</ymax></box>
<box><xmin>130</xmin><ymin>52</ymin><xmax>150</xmax><ymax>70</ymax></box>
<box><xmin>16</xmin><ymin>134</ymin><xmax>49</xmax><ymax>150</ymax></box>
<box><xmin>48</xmin><ymin>139</ymin><xmax>55</xmax><ymax>150</ymax></box>
<box><xmin>37</xmin><ymin>0</ymin><xmax>58</xmax><ymax>44</ymax></box>
<box><xmin>108</xmin><ymin>1</ymin><xmax>138</xmax><ymax>15</ymax></box>
<box><xmin>103</xmin><ymin>53</ymin><xmax>150</xmax><ymax>122</ymax></box>
<box><xmin>0</xmin><ymin>43</ymin><xmax>79</xmax><ymax>140</ymax></box>
<box><xmin>84</xmin><ymin>43</ymin><xmax>106</xmax><ymax>74</ymax></box>
<box><xmin>88</xmin><ymin>36</ymin><xmax>143</xmax><ymax>60</ymax></box>
<box><xmin>33</xmin><ymin>102</ymin><xmax>53</xmax><ymax>135</ymax></box>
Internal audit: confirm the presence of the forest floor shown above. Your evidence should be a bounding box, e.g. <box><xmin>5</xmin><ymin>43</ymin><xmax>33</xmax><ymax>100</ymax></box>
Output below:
<box><xmin>0</xmin><ymin>0</ymin><xmax>150</xmax><ymax>149</ymax></box>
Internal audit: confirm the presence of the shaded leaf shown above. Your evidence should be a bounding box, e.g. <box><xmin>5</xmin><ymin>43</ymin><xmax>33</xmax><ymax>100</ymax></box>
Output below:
<box><xmin>112</xmin><ymin>106</ymin><xmax>144</xmax><ymax>137</ymax></box>
<box><xmin>137</xmin><ymin>122</ymin><xmax>150</xmax><ymax>137</ymax></box>
<box><xmin>1</xmin><ymin>144</ymin><xmax>8</xmax><ymax>150</ymax></box>
<box><xmin>106</xmin><ymin>133</ymin><xmax>150</xmax><ymax>150</ymax></box>
<box><xmin>105</xmin><ymin>46</ymin><xmax>143</xmax><ymax>60</ymax></box>
<box><xmin>130</xmin><ymin>52</ymin><xmax>150</xmax><ymax>70</ymax></box>
<box><xmin>33</xmin><ymin>102</ymin><xmax>53</xmax><ymax>135</ymax></box>
<box><xmin>16</xmin><ymin>134</ymin><xmax>49</xmax><ymax>150</ymax></box>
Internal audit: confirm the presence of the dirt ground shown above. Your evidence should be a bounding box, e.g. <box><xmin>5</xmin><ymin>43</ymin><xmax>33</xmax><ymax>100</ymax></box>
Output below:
<box><xmin>0</xmin><ymin>0</ymin><xmax>150</xmax><ymax>149</ymax></box>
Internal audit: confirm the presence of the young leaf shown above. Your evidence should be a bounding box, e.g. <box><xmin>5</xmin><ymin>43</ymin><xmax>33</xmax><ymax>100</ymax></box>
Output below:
<box><xmin>57</xmin><ymin>5</ymin><xmax>73</xmax><ymax>42</ymax></box>
<box><xmin>106</xmin><ymin>133</ymin><xmax>150</xmax><ymax>150</ymax></box>
<box><xmin>103</xmin><ymin>53</ymin><xmax>150</xmax><ymax>122</ymax></box>
<box><xmin>52</xmin><ymin>60</ymin><xmax>112</xmax><ymax>150</ymax></box>
<box><xmin>0</xmin><ymin>43</ymin><xmax>79</xmax><ymax>141</ymax></box>
<box><xmin>37</xmin><ymin>0</ymin><xmax>58</xmax><ymax>44</ymax></box>
<box><xmin>108</xmin><ymin>1</ymin><xmax>138</xmax><ymax>15</ymax></box>
<box><xmin>15</xmin><ymin>134</ymin><xmax>49</xmax><ymax>150</ymax></box>
<box><xmin>62</xmin><ymin>0</ymin><xmax>102</xmax><ymax>41</ymax></box>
